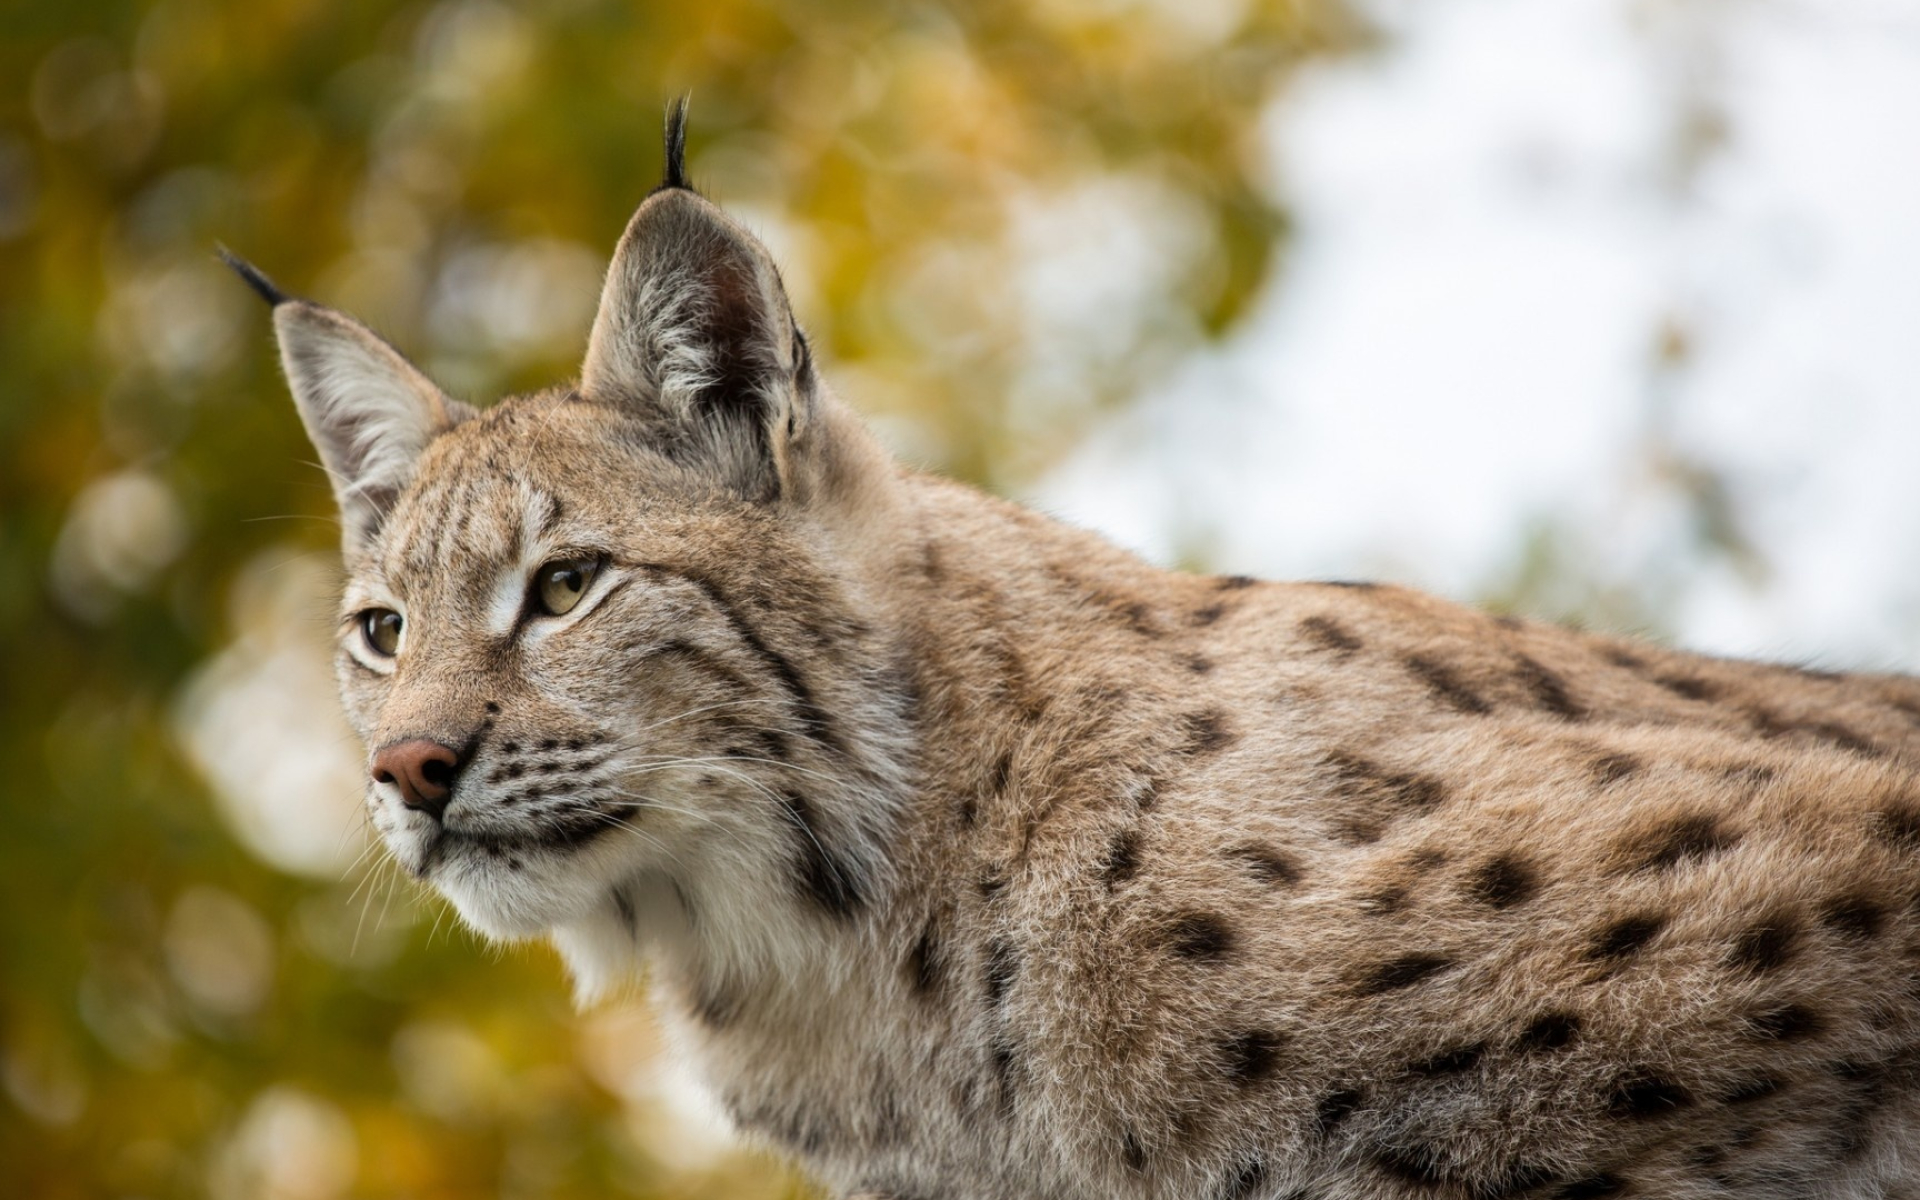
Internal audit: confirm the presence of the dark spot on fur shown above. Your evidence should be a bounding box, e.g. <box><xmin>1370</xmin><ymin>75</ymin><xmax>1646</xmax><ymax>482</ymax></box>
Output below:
<box><xmin>988</xmin><ymin>750</ymin><xmax>1013</xmax><ymax>796</ymax></box>
<box><xmin>1875</xmin><ymin>805</ymin><xmax>1920</xmax><ymax>851</ymax></box>
<box><xmin>1220</xmin><ymin>1030</ymin><xmax>1286</xmax><ymax>1084</ymax></box>
<box><xmin>755</xmin><ymin>728</ymin><xmax>792</xmax><ymax>763</ymax></box>
<box><xmin>1654</xmin><ymin>674</ymin><xmax>1718</xmax><ymax>702</ymax></box>
<box><xmin>1592</xmin><ymin>753</ymin><xmax>1639</xmax><ymax>787</ymax></box>
<box><xmin>1217</xmin><ymin>575</ymin><xmax>1257</xmax><ymax>590</ymax></box>
<box><xmin>1318</xmin><ymin>579</ymin><xmax>1379</xmax><ymax>590</ymax></box>
<box><xmin>1610</xmin><ymin>1076</ymin><xmax>1692</xmax><ymax>1119</ymax></box>
<box><xmin>1405</xmin><ymin>655</ymin><xmax>1492</xmax><ymax>715</ymax></box>
<box><xmin>1102</xmin><ymin>829</ymin><xmax>1141</xmax><ymax>887</ymax></box>
<box><xmin>1193</xmin><ymin>603</ymin><xmax>1226</xmax><ymax>627</ymax></box>
<box><xmin>1821</xmin><ymin>894</ymin><xmax>1886</xmax><ymax>939</ymax></box>
<box><xmin>1132</xmin><ymin>776</ymin><xmax>1160</xmax><ymax>811</ymax></box>
<box><xmin>1233</xmin><ymin>844</ymin><xmax>1301</xmax><ymax>886</ymax></box>
<box><xmin>978</xmin><ymin>872</ymin><xmax>1007</xmax><ymax>901</ymax></box>
<box><xmin>1626</xmin><ymin>814</ymin><xmax>1739</xmax><ymax>872</ymax></box>
<box><xmin>1186</xmin><ymin>653</ymin><xmax>1214</xmax><ymax>674</ymax></box>
<box><xmin>1721</xmin><ymin>1075</ymin><xmax>1787</xmax><ymax>1105</ymax></box>
<box><xmin>1753</xmin><ymin>712</ymin><xmax>1880</xmax><ymax>757</ymax></box>
<box><xmin>984</xmin><ymin>938</ymin><xmax>1017</xmax><ymax>1006</ymax></box>
<box><xmin>1468</xmin><ymin>854</ymin><xmax>1538</xmax><ymax>908</ymax></box>
<box><xmin>1121</xmin><ymin>1127</ymin><xmax>1146</xmax><ymax>1173</ymax></box>
<box><xmin>1326</xmin><ymin>752</ymin><xmax>1448</xmax><ymax>812</ymax></box>
<box><xmin>1333</xmin><ymin>816</ymin><xmax>1387</xmax><ymax>845</ymax></box>
<box><xmin>501</xmin><ymin>741</ymin><xmax>520</xmax><ymax>755</ymax></box>
<box><xmin>1517</xmin><ymin>1012</ymin><xmax>1581</xmax><ymax>1052</ymax></box>
<box><xmin>907</xmin><ymin>924</ymin><xmax>942</xmax><ymax>997</ymax></box>
<box><xmin>1316</xmin><ymin>1088</ymin><xmax>1363</xmax><ymax>1133</ymax></box>
<box><xmin>1169</xmin><ymin>912</ymin><xmax>1235</xmax><ymax>961</ymax></box>
<box><xmin>1412</xmin><ymin>1042</ymin><xmax>1485</xmax><ymax>1076</ymax></box>
<box><xmin>1357</xmin><ymin>953</ymin><xmax>1453</xmax><ymax>996</ymax></box>
<box><xmin>1299</xmin><ymin>615</ymin><xmax>1363</xmax><ymax>657</ymax></box>
<box><xmin>1556</xmin><ymin>1175</ymin><xmax>1627</xmax><ymax>1199</ymax></box>
<box><xmin>1488</xmin><ymin>1162</ymin><xmax>1559</xmax><ymax>1196</ymax></box>
<box><xmin>1747</xmin><ymin>1004</ymin><xmax>1822</xmax><ymax>1041</ymax></box>
<box><xmin>1604</xmin><ymin>647</ymin><xmax>1647</xmax><ymax>670</ymax></box>
<box><xmin>989</xmin><ymin>1039</ymin><xmax>1018</xmax><ymax>1115</ymax></box>
<box><xmin>1728</xmin><ymin>915</ymin><xmax>1799</xmax><ymax>972</ymax></box>
<box><xmin>1361</xmin><ymin>887</ymin><xmax>1406</xmax><ymax>915</ymax></box>
<box><xmin>566</xmin><ymin>738</ymin><xmax>584</xmax><ymax>751</ymax></box>
<box><xmin>1371</xmin><ymin>1144</ymin><xmax>1445</xmax><ymax>1187</ymax></box>
<box><xmin>1217</xmin><ymin>1158</ymin><xmax>1267</xmax><ymax>1200</ymax></box>
<box><xmin>1120</xmin><ymin>600</ymin><xmax>1158</xmax><ymax>637</ymax></box>
<box><xmin>1180</xmin><ymin>710</ymin><xmax>1235</xmax><ymax>754</ymax></box>
<box><xmin>1373</xmin><ymin>1145</ymin><xmax>1554</xmax><ymax>1195</ymax></box>
<box><xmin>727</xmin><ymin>1096</ymin><xmax>832</xmax><ymax>1155</ymax></box>
<box><xmin>778</xmin><ymin>791</ymin><xmax>867</xmax><ymax>919</ymax></box>
<box><xmin>539</xmin><ymin>738</ymin><xmax>559</xmax><ymax>751</ymax></box>
<box><xmin>610</xmin><ymin>886</ymin><xmax>637</xmax><ymax>937</ymax></box>
<box><xmin>483</xmin><ymin>701</ymin><xmax>501</xmax><ymax>714</ymax></box>
<box><xmin>1589</xmin><ymin>914</ymin><xmax>1665</xmax><ymax>960</ymax></box>
<box><xmin>692</xmin><ymin>984</ymin><xmax>740</xmax><ymax>1029</ymax></box>
<box><xmin>1514</xmin><ymin>654</ymin><xmax>1586</xmax><ymax>720</ymax></box>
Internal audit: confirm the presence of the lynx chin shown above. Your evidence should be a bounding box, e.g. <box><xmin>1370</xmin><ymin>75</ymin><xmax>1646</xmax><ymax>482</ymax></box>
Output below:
<box><xmin>229</xmin><ymin>101</ymin><xmax>1920</xmax><ymax>1199</ymax></box>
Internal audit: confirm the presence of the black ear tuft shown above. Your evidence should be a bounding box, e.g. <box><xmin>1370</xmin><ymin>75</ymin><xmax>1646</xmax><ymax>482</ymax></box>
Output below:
<box><xmin>216</xmin><ymin>245</ymin><xmax>289</xmax><ymax>308</ymax></box>
<box><xmin>657</xmin><ymin>95</ymin><xmax>692</xmax><ymax>194</ymax></box>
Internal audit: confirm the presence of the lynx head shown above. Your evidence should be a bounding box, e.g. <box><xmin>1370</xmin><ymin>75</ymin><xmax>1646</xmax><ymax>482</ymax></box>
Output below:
<box><xmin>230</xmin><ymin>103</ymin><xmax>912</xmax><ymax>999</ymax></box>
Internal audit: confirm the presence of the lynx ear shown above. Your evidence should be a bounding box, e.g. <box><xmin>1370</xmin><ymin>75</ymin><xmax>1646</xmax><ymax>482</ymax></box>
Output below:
<box><xmin>580</xmin><ymin>101</ymin><xmax>813</xmax><ymax>499</ymax></box>
<box><xmin>221</xmin><ymin>250</ymin><xmax>474</xmax><ymax>556</ymax></box>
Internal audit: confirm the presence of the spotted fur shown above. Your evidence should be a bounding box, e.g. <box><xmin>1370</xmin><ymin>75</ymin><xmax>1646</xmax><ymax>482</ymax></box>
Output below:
<box><xmin>239</xmin><ymin>107</ymin><xmax>1920</xmax><ymax>1199</ymax></box>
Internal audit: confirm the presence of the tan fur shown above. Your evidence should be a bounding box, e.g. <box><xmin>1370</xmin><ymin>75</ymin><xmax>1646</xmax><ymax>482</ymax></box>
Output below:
<box><xmin>254</xmin><ymin>152</ymin><xmax>1920</xmax><ymax>1200</ymax></box>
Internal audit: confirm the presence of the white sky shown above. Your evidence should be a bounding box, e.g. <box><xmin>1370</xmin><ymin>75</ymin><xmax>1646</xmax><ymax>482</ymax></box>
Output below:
<box><xmin>1036</xmin><ymin>0</ymin><xmax>1920</xmax><ymax>672</ymax></box>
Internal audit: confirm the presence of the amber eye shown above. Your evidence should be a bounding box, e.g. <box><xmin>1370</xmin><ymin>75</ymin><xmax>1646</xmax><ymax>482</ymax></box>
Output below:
<box><xmin>534</xmin><ymin>558</ymin><xmax>600</xmax><ymax>617</ymax></box>
<box><xmin>361</xmin><ymin>608</ymin><xmax>403</xmax><ymax>657</ymax></box>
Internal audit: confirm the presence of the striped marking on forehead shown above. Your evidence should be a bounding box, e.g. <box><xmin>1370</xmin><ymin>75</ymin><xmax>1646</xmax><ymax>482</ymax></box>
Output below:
<box><xmin>485</xmin><ymin>487</ymin><xmax>567</xmax><ymax>637</ymax></box>
<box><xmin>392</xmin><ymin>472</ymin><xmax>515</xmax><ymax>574</ymax></box>
<box><xmin>386</xmin><ymin>472</ymin><xmax>563</xmax><ymax>617</ymax></box>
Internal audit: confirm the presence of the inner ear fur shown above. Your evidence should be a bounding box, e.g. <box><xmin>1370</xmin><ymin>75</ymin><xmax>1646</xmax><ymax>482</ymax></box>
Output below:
<box><xmin>580</xmin><ymin>186</ymin><xmax>814</xmax><ymax>499</ymax></box>
<box><xmin>271</xmin><ymin>300</ymin><xmax>475</xmax><ymax>556</ymax></box>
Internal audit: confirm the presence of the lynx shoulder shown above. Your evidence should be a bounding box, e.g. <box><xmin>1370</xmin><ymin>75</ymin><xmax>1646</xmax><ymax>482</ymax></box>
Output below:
<box><xmin>234</xmin><ymin>105</ymin><xmax>1920</xmax><ymax>1199</ymax></box>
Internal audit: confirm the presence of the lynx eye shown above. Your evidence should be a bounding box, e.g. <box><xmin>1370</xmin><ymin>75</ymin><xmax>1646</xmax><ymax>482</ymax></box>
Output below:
<box><xmin>360</xmin><ymin>608</ymin><xmax>403</xmax><ymax>657</ymax></box>
<box><xmin>534</xmin><ymin>557</ymin><xmax>601</xmax><ymax>617</ymax></box>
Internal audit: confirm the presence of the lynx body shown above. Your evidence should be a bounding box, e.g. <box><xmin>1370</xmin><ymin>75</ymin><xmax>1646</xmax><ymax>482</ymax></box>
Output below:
<box><xmin>242</xmin><ymin>110</ymin><xmax>1920</xmax><ymax>1198</ymax></box>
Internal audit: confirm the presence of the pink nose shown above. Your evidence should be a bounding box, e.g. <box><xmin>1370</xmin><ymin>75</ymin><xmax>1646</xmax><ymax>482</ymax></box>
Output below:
<box><xmin>371</xmin><ymin>739</ymin><xmax>462</xmax><ymax>821</ymax></box>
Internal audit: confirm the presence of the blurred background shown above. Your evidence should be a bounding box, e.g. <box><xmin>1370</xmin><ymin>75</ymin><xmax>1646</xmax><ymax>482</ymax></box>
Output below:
<box><xmin>2</xmin><ymin>0</ymin><xmax>1917</xmax><ymax>1196</ymax></box>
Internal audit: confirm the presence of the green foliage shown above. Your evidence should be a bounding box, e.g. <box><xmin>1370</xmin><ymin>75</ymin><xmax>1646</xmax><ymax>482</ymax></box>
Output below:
<box><xmin>0</xmin><ymin>1</ymin><xmax>1355</xmax><ymax>1195</ymax></box>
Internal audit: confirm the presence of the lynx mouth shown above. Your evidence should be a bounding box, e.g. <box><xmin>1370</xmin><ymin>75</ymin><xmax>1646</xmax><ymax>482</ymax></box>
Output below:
<box><xmin>403</xmin><ymin>800</ymin><xmax>641</xmax><ymax>878</ymax></box>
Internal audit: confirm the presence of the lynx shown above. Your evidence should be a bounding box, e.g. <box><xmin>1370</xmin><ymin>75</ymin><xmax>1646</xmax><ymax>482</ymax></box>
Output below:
<box><xmin>230</xmin><ymin>103</ymin><xmax>1920</xmax><ymax>1198</ymax></box>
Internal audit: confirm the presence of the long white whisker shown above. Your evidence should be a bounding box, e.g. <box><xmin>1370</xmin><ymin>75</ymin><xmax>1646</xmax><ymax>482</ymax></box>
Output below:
<box><xmin>627</xmin><ymin>696</ymin><xmax>785</xmax><ymax>737</ymax></box>
<box><xmin>608</xmin><ymin>749</ymin><xmax>846</xmax><ymax>788</ymax></box>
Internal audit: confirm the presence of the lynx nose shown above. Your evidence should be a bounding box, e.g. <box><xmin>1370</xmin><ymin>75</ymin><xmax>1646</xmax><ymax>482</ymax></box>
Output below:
<box><xmin>371</xmin><ymin>738</ymin><xmax>463</xmax><ymax>822</ymax></box>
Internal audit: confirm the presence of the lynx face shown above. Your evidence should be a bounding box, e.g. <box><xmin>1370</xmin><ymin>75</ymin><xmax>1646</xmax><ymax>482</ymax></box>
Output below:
<box><xmin>233</xmin><ymin>106</ymin><xmax>910</xmax><ymax>994</ymax></box>
<box><xmin>332</xmin><ymin>404</ymin><xmax>807</xmax><ymax>943</ymax></box>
